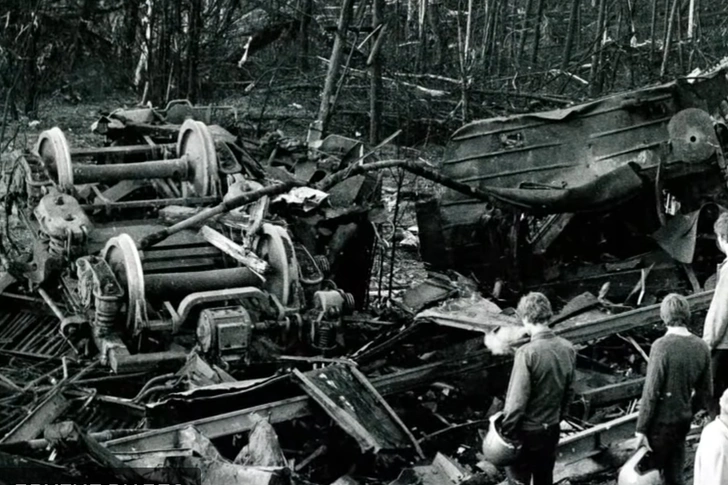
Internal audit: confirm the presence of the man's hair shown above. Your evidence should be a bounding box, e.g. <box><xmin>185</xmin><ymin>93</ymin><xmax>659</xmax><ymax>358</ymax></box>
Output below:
<box><xmin>660</xmin><ymin>293</ymin><xmax>690</xmax><ymax>327</ymax></box>
<box><xmin>517</xmin><ymin>292</ymin><xmax>553</xmax><ymax>325</ymax></box>
<box><xmin>715</xmin><ymin>212</ymin><xmax>728</xmax><ymax>241</ymax></box>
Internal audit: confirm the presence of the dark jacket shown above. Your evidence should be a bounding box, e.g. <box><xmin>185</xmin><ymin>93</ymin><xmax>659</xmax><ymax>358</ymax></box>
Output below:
<box><xmin>501</xmin><ymin>329</ymin><xmax>577</xmax><ymax>437</ymax></box>
<box><xmin>636</xmin><ymin>331</ymin><xmax>712</xmax><ymax>434</ymax></box>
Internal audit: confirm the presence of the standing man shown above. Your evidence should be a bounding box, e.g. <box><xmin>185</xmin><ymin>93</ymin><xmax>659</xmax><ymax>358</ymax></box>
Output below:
<box><xmin>500</xmin><ymin>292</ymin><xmax>576</xmax><ymax>485</ymax></box>
<box><xmin>704</xmin><ymin>211</ymin><xmax>728</xmax><ymax>418</ymax></box>
<box><xmin>635</xmin><ymin>293</ymin><xmax>712</xmax><ymax>485</ymax></box>
<box><xmin>694</xmin><ymin>389</ymin><xmax>728</xmax><ymax>484</ymax></box>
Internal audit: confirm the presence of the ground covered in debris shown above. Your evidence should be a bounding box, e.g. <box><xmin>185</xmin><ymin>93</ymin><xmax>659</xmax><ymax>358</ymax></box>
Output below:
<box><xmin>0</xmin><ymin>90</ymin><xmax>720</xmax><ymax>485</ymax></box>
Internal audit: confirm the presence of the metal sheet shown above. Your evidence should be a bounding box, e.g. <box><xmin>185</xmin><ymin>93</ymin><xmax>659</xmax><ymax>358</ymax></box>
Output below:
<box><xmin>294</xmin><ymin>365</ymin><xmax>423</xmax><ymax>455</ymax></box>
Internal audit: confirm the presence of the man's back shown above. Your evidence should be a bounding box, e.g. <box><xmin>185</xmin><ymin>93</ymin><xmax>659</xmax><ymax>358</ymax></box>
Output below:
<box><xmin>502</xmin><ymin>330</ymin><xmax>576</xmax><ymax>434</ymax></box>
<box><xmin>638</xmin><ymin>333</ymin><xmax>711</xmax><ymax>429</ymax></box>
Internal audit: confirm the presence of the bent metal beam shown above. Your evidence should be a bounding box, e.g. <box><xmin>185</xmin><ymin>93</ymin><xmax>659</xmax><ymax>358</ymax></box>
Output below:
<box><xmin>103</xmin><ymin>289</ymin><xmax>714</xmax><ymax>453</ymax></box>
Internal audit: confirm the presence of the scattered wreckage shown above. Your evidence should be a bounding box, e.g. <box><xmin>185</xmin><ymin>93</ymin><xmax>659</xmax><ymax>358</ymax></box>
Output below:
<box><xmin>417</xmin><ymin>66</ymin><xmax>728</xmax><ymax>303</ymax></box>
<box><xmin>0</xmin><ymin>69</ymin><xmax>725</xmax><ymax>484</ymax></box>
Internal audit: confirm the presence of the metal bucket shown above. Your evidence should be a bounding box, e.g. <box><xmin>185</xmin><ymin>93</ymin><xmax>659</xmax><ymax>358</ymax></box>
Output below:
<box><xmin>481</xmin><ymin>411</ymin><xmax>521</xmax><ymax>466</ymax></box>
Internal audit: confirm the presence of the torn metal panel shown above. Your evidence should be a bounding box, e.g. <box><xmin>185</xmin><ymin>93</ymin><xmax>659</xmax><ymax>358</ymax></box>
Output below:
<box><xmin>293</xmin><ymin>365</ymin><xmax>423</xmax><ymax>456</ymax></box>
<box><xmin>1</xmin><ymin>386</ymin><xmax>71</xmax><ymax>444</ymax></box>
<box><xmin>175</xmin><ymin>426</ymin><xmax>288</xmax><ymax>485</ymax></box>
<box><xmin>417</xmin><ymin>312</ymin><xmax>516</xmax><ymax>332</ymax></box>
<box><xmin>400</xmin><ymin>276</ymin><xmax>459</xmax><ymax>313</ymax></box>
<box><xmin>105</xmin><ymin>351</ymin><xmax>497</xmax><ymax>453</ymax></box>
<box><xmin>234</xmin><ymin>415</ymin><xmax>287</xmax><ymax>467</ymax></box>
<box><xmin>652</xmin><ymin>203</ymin><xmax>726</xmax><ymax>263</ymax></box>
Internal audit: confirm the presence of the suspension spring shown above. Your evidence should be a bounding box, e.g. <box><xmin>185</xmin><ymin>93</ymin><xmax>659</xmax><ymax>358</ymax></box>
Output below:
<box><xmin>316</xmin><ymin>323</ymin><xmax>334</xmax><ymax>349</ymax></box>
<box><xmin>314</xmin><ymin>255</ymin><xmax>331</xmax><ymax>275</ymax></box>
<box><xmin>48</xmin><ymin>235</ymin><xmax>65</xmax><ymax>258</ymax></box>
<box><xmin>95</xmin><ymin>295</ymin><xmax>120</xmax><ymax>332</ymax></box>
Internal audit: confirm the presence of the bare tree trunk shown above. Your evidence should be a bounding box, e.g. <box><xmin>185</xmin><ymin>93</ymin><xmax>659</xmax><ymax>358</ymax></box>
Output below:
<box><xmin>300</xmin><ymin>0</ymin><xmax>313</xmax><ymax>70</ymax></box>
<box><xmin>649</xmin><ymin>0</ymin><xmax>658</xmax><ymax>65</ymax></box>
<box><xmin>530</xmin><ymin>0</ymin><xmax>545</xmax><ymax>65</ymax></box>
<box><xmin>687</xmin><ymin>0</ymin><xmax>697</xmax><ymax>38</ymax></box>
<box><xmin>660</xmin><ymin>0</ymin><xmax>679</xmax><ymax>78</ymax></box>
<box><xmin>416</xmin><ymin>0</ymin><xmax>427</xmax><ymax>72</ymax></box>
<box><xmin>675</xmin><ymin>3</ymin><xmax>684</xmax><ymax>72</ymax></box>
<box><xmin>509</xmin><ymin>0</ymin><xmax>518</xmax><ymax>60</ymax></box>
<box><xmin>124</xmin><ymin>0</ymin><xmax>140</xmax><ymax>67</ymax></box>
<box><xmin>561</xmin><ymin>0</ymin><xmax>580</xmax><ymax>70</ymax></box>
<box><xmin>589</xmin><ymin>0</ymin><xmax>607</xmax><ymax>96</ymax></box>
<box><xmin>189</xmin><ymin>0</ymin><xmax>203</xmax><ymax>101</ymax></box>
<box><xmin>518</xmin><ymin>0</ymin><xmax>533</xmax><ymax>63</ymax></box>
<box><xmin>369</xmin><ymin>0</ymin><xmax>383</xmax><ymax>145</ymax></box>
<box><xmin>406</xmin><ymin>0</ymin><xmax>416</xmax><ymax>38</ymax></box>
<box><xmin>480</xmin><ymin>0</ymin><xmax>494</xmax><ymax>68</ymax></box>
<box><xmin>497</xmin><ymin>0</ymin><xmax>508</xmax><ymax>76</ymax></box>
<box><xmin>315</xmin><ymin>0</ymin><xmax>356</xmax><ymax>136</ymax></box>
<box><xmin>428</xmin><ymin>1</ymin><xmax>446</xmax><ymax>67</ymax></box>
<box><xmin>461</xmin><ymin>0</ymin><xmax>473</xmax><ymax>120</ymax></box>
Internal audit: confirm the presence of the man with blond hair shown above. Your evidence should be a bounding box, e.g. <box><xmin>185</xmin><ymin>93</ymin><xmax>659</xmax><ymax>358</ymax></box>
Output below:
<box><xmin>500</xmin><ymin>292</ymin><xmax>576</xmax><ymax>485</ymax></box>
<box><xmin>636</xmin><ymin>293</ymin><xmax>712</xmax><ymax>485</ymax></box>
<box><xmin>694</xmin><ymin>389</ymin><xmax>728</xmax><ymax>484</ymax></box>
<box><xmin>704</xmin><ymin>211</ymin><xmax>728</xmax><ymax>417</ymax></box>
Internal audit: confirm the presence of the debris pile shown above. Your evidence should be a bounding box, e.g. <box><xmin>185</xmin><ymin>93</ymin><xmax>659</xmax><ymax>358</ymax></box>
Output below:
<box><xmin>0</xmin><ymin>67</ymin><xmax>726</xmax><ymax>483</ymax></box>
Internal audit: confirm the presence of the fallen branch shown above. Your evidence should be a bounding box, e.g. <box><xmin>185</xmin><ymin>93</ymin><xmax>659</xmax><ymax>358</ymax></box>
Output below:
<box><xmin>315</xmin><ymin>158</ymin><xmax>497</xmax><ymax>205</ymax></box>
<box><xmin>138</xmin><ymin>180</ymin><xmax>305</xmax><ymax>249</ymax></box>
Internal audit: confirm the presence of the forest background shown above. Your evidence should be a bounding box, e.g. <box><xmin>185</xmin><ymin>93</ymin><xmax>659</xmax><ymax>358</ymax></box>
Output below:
<box><xmin>1</xmin><ymin>0</ymin><xmax>727</xmax><ymax>151</ymax></box>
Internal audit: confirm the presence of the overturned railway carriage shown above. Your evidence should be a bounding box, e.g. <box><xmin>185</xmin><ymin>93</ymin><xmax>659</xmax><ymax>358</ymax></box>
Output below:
<box><xmin>418</xmin><ymin>68</ymin><xmax>728</xmax><ymax>300</ymax></box>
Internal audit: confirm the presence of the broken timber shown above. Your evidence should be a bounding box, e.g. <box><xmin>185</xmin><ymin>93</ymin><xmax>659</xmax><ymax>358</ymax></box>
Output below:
<box><xmin>104</xmin><ymin>291</ymin><xmax>713</xmax><ymax>453</ymax></box>
<box><xmin>293</xmin><ymin>365</ymin><xmax>424</xmax><ymax>457</ymax></box>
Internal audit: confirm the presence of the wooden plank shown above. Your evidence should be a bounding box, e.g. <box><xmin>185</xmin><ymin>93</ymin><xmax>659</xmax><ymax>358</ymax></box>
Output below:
<box><xmin>577</xmin><ymin>378</ymin><xmax>645</xmax><ymax>407</ymax></box>
<box><xmin>199</xmin><ymin>225</ymin><xmax>268</xmax><ymax>276</ymax></box>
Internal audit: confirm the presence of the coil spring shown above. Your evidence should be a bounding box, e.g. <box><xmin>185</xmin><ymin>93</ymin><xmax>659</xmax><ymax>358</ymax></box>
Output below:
<box><xmin>316</xmin><ymin>323</ymin><xmax>334</xmax><ymax>349</ymax></box>
<box><xmin>95</xmin><ymin>295</ymin><xmax>120</xmax><ymax>331</ymax></box>
<box><xmin>314</xmin><ymin>255</ymin><xmax>331</xmax><ymax>275</ymax></box>
<box><xmin>48</xmin><ymin>235</ymin><xmax>65</xmax><ymax>258</ymax></box>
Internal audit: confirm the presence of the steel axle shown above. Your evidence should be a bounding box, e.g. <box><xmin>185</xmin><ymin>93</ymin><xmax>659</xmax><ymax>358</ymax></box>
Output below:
<box><xmin>36</xmin><ymin>119</ymin><xmax>218</xmax><ymax>197</ymax></box>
